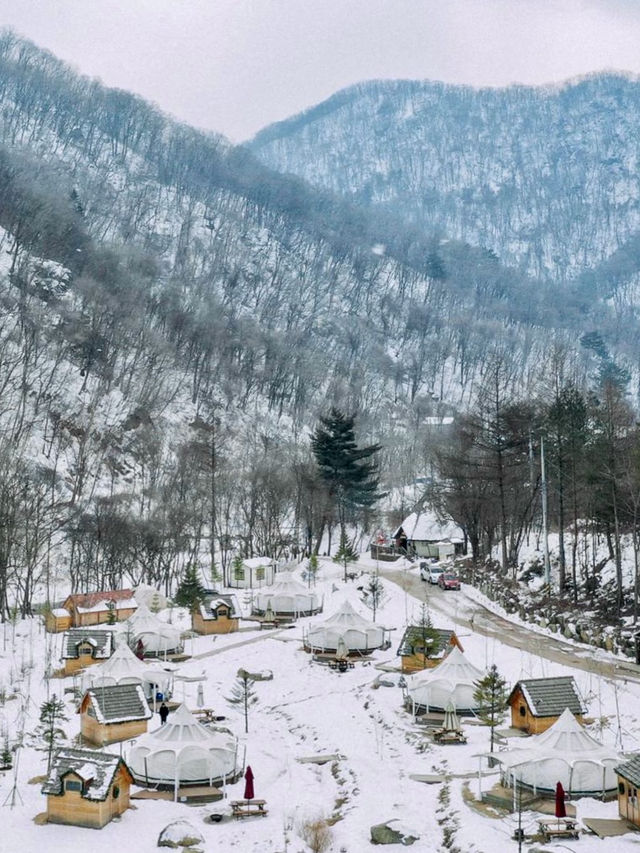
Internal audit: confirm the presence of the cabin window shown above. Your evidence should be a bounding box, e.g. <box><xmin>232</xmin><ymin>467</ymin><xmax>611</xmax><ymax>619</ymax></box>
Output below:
<box><xmin>519</xmin><ymin>705</ymin><xmax>526</xmax><ymax>717</ymax></box>
<box><xmin>218</xmin><ymin>607</ymin><xmax>228</xmax><ymax>618</ymax></box>
<box><xmin>234</xmin><ymin>567</ymin><xmax>245</xmax><ymax>581</ymax></box>
<box><xmin>65</xmin><ymin>780</ymin><xmax>82</xmax><ymax>792</ymax></box>
<box><xmin>619</xmin><ymin>782</ymin><xmax>626</xmax><ymax>795</ymax></box>
<box><xmin>79</xmin><ymin>645</ymin><xmax>92</xmax><ymax>656</ymax></box>
<box><xmin>256</xmin><ymin>567</ymin><xmax>265</xmax><ymax>581</ymax></box>
<box><xmin>112</xmin><ymin>785</ymin><xmax>120</xmax><ymax>800</ymax></box>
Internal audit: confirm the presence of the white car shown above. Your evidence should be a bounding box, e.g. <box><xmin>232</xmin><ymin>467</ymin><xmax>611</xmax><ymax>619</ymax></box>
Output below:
<box><xmin>420</xmin><ymin>563</ymin><xmax>445</xmax><ymax>584</ymax></box>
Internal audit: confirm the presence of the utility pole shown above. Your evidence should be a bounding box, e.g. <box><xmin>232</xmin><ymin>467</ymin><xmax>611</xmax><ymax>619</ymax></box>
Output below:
<box><xmin>541</xmin><ymin>435</ymin><xmax>551</xmax><ymax>595</ymax></box>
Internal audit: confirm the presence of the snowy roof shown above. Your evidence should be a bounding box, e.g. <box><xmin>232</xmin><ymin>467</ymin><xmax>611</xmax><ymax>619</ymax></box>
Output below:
<box><xmin>393</xmin><ymin>510</ymin><xmax>464</xmax><ymax>543</ymax></box>
<box><xmin>509</xmin><ymin>676</ymin><xmax>586</xmax><ymax>718</ymax></box>
<box><xmin>82</xmin><ymin>683</ymin><xmax>152</xmax><ymax>724</ymax></box>
<box><xmin>63</xmin><ymin>628</ymin><xmax>114</xmax><ymax>660</ymax></box>
<box><xmin>243</xmin><ymin>556</ymin><xmax>275</xmax><ymax>568</ymax></box>
<box><xmin>51</xmin><ymin>608</ymin><xmax>70</xmax><ymax>617</ymax></box>
<box><xmin>123</xmin><ymin>603</ymin><xmax>182</xmax><ymax>641</ymax></box>
<box><xmin>263</xmin><ymin>571</ymin><xmax>311</xmax><ymax>595</ymax></box>
<box><xmin>64</xmin><ymin>589</ymin><xmax>137</xmax><ymax>613</ymax></box>
<box><xmin>84</xmin><ymin>641</ymin><xmax>170</xmax><ymax>688</ymax></box>
<box><xmin>615</xmin><ymin>754</ymin><xmax>640</xmax><ymax>787</ymax></box>
<box><xmin>316</xmin><ymin>600</ymin><xmax>378</xmax><ymax>632</ymax></box>
<box><xmin>42</xmin><ymin>747</ymin><xmax>132</xmax><ymax>801</ymax></box>
<box><xmin>199</xmin><ymin>593</ymin><xmax>239</xmax><ymax>621</ymax></box>
<box><xmin>396</xmin><ymin>626</ymin><xmax>461</xmax><ymax>658</ymax></box>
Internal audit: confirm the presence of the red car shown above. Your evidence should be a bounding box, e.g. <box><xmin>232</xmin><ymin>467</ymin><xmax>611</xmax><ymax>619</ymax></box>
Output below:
<box><xmin>438</xmin><ymin>572</ymin><xmax>460</xmax><ymax>591</ymax></box>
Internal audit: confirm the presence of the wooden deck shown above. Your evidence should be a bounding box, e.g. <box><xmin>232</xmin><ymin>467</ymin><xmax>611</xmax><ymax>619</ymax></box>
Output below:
<box><xmin>131</xmin><ymin>784</ymin><xmax>222</xmax><ymax>803</ymax></box>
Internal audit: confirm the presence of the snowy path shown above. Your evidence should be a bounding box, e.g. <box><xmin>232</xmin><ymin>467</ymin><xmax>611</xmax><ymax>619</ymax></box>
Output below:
<box><xmin>191</xmin><ymin>628</ymin><xmax>285</xmax><ymax>660</ymax></box>
<box><xmin>381</xmin><ymin>567</ymin><xmax>640</xmax><ymax>685</ymax></box>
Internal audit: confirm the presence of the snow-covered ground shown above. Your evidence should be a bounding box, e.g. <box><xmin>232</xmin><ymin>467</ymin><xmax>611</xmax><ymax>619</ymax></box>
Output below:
<box><xmin>1</xmin><ymin>557</ymin><xmax>639</xmax><ymax>852</ymax></box>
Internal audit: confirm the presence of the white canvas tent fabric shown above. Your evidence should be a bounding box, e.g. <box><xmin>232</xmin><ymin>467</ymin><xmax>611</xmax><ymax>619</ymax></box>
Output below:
<box><xmin>118</xmin><ymin>603</ymin><xmax>182</xmax><ymax>654</ymax></box>
<box><xmin>134</xmin><ymin>584</ymin><xmax>168</xmax><ymax>610</ymax></box>
<box><xmin>254</xmin><ymin>571</ymin><xmax>321</xmax><ymax>616</ymax></box>
<box><xmin>127</xmin><ymin>704</ymin><xmax>239</xmax><ymax>794</ymax></box>
<box><xmin>307</xmin><ymin>600</ymin><xmax>385</xmax><ymax>653</ymax></box>
<box><xmin>494</xmin><ymin>708</ymin><xmax>621</xmax><ymax>796</ymax></box>
<box><xmin>407</xmin><ymin>646</ymin><xmax>484</xmax><ymax>712</ymax></box>
<box><xmin>228</xmin><ymin>556</ymin><xmax>276</xmax><ymax>588</ymax></box>
<box><xmin>82</xmin><ymin>641</ymin><xmax>172</xmax><ymax>698</ymax></box>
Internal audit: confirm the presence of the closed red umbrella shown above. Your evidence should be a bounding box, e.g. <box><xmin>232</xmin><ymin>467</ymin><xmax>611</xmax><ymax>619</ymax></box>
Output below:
<box><xmin>244</xmin><ymin>765</ymin><xmax>255</xmax><ymax>801</ymax></box>
<box><xmin>555</xmin><ymin>781</ymin><xmax>566</xmax><ymax>818</ymax></box>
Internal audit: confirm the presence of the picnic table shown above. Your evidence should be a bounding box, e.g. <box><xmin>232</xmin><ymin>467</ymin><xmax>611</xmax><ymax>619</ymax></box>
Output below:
<box><xmin>327</xmin><ymin>659</ymin><xmax>355</xmax><ymax>672</ymax></box>
<box><xmin>538</xmin><ymin>817</ymin><xmax>579</xmax><ymax>841</ymax></box>
<box><xmin>231</xmin><ymin>799</ymin><xmax>268</xmax><ymax>819</ymax></box>
<box><xmin>432</xmin><ymin>729</ymin><xmax>467</xmax><ymax>745</ymax></box>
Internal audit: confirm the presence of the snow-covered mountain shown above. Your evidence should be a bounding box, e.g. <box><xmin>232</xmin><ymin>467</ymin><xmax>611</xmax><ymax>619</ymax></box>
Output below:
<box><xmin>250</xmin><ymin>74</ymin><xmax>640</xmax><ymax>281</ymax></box>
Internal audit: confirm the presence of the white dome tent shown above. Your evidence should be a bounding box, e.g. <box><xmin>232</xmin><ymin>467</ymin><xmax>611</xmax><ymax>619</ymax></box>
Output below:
<box><xmin>406</xmin><ymin>646</ymin><xmax>484</xmax><ymax>714</ymax></box>
<box><xmin>305</xmin><ymin>600</ymin><xmax>388</xmax><ymax>655</ymax></box>
<box><xmin>493</xmin><ymin>708</ymin><xmax>622</xmax><ymax>798</ymax></box>
<box><xmin>253</xmin><ymin>571</ymin><xmax>322</xmax><ymax>618</ymax></box>
<box><xmin>118</xmin><ymin>603</ymin><xmax>183</xmax><ymax>656</ymax></box>
<box><xmin>127</xmin><ymin>704</ymin><xmax>240</xmax><ymax>799</ymax></box>
<box><xmin>82</xmin><ymin>641</ymin><xmax>173</xmax><ymax>702</ymax></box>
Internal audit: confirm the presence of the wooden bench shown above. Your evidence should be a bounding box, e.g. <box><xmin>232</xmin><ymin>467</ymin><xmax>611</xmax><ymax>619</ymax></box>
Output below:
<box><xmin>231</xmin><ymin>799</ymin><xmax>268</xmax><ymax>819</ymax></box>
<box><xmin>538</xmin><ymin>818</ymin><xmax>579</xmax><ymax>841</ymax></box>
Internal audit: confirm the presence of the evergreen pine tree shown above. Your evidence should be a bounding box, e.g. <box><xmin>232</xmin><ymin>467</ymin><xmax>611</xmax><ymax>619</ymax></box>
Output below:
<box><xmin>311</xmin><ymin>408</ymin><xmax>383</xmax><ymax>540</ymax></box>
<box><xmin>415</xmin><ymin>603</ymin><xmax>441</xmax><ymax>669</ymax></box>
<box><xmin>174</xmin><ymin>565</ymin><xmax>206</xmax><ymax>610</ymax></box>
<box><xmin>333</xmin><ymin>530</ymin><xmax>359</xmax><ymax>583</ymax></box>
<box><xmin>226</xmin><ymin>669</ymin><xmax>258</xmax><ymax>733</ymax></box>
<box><xmin>361</xmin><ymin>572</ymin><xmax>386</xmax><ymax>621</ymax></box>
<box><xmin>231</xmin><ymin>553</ymin><xmax>245</xmax><ymax>584</ymax></box>
<box><xmin>0</xmin><ymin>736</ymin><xmax>12</xmax><ymax>769</ymax></box>
<box><xmin>473</xmin><ymin>664</ymin><xmax>508</xmax><ymax>752</ymax></box>
<box><xmin>306</xmin><ymin>553</ymin><xmax>319</xmax><ymax>588</ymax></box>
<box><xmin>35</xmin><ymin>694</ymin><xmax>68</xmax><ymax>771</ymax></box>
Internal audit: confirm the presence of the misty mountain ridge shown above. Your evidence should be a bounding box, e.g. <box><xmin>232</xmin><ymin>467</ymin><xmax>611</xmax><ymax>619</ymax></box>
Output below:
<box><xmin>250</xmin><ymin>73</ymin><xmax>640</xmax><ymax>282</ymax></box>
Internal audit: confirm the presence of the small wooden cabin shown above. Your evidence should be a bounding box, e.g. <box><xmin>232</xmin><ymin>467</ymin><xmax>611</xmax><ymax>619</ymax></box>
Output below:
<box><xmin>62</xmin><ymin>589</ymin><xmax>138</xmax><ymax>628</ymax></box>
<box><xmin>615</xmin><ymin>754</ymin><xmax>640</xmax><ymax>828</ymax></box>
<box><xmin>79</xmin><ymin>683</ymin><xmax>151</xmax><ymax>745</ymax></box>
<box><xmin>62</xmin><ymin>629</ymin><xmax>114</xmax><ymax>676</ymax></box>
<box><xmin>193</xmin><ymin>593</ymin><xmax>239</xmax><ymax>635</ymax></box>
<box><xmin>45</xmin><ymin>607</ymin><xmax>73</xmax><ymax>633</ymax></box>
<box><xmin>42</xmin><ymin>747</ymin><xmax>133</xmax><ymax>829</ymax></box>
<box><xmin>397</xmin><ymin>626</ymin><xmax>464</xmax><ymax>674</ymax></box>
<box><xmin>508</xmin><ymin>676</ymin><xmax>586</xmax><ymax>734</ymax></box>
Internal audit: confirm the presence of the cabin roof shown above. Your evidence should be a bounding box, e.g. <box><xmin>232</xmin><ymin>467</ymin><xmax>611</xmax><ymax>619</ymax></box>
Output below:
<box><xmin>616</xmin><ymin>754</ymin><xmax>640</xmax><ymax>787</ymax></box>
<box><xmin>508</xmin><ymin>676</ymin><xmax>586</xmax><ymax>717</ymax></box>
<box><xmin>82</xmin><ymin>683</ymin><xmax>152</xmax><ymax>724</ymax></box>
<box><xmin>396</xmin><ymin>626</ymin><xmax>461</xmax><ymax>657</ymax></box>
<box><xmin>42</xmin><ymin>747</ymin><xmax>131</xmax><ymax>801</ymax></box>
<box><xmin>198</xmin><ymin>593</ymin><xmax>239</xmax><ymax>621</ymax></box>
<box><xmin>63</xmin><ymin>589</ymin><xmax>137</xmax><ymax>613</ymax></box>
<box><xmin>62</xmin><ymin>628</ymin><xmax>114</xmax><ymax>660</ymax></box>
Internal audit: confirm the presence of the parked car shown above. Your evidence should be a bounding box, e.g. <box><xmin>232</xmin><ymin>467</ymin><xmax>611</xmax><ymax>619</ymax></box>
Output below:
<box><xmin>421</xmin><ymin>563</ymin><xmax>445</xmax><ymax>584</ymax></box>
<box><xmin>437</xmin><ymin>572</ymin><xmax>461</xmax><ymax>591</ymax></box>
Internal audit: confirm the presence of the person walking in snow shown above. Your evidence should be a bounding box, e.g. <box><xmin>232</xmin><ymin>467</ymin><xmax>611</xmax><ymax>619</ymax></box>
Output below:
<box><xmin>159</xmin><ymin>702</ymin><xmax>169</xmax><ymax>725</ymax></box>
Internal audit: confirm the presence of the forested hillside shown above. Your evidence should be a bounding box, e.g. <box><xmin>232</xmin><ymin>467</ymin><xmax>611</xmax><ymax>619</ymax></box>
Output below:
<box><xmin>250</xmin><ymin>75</ymin><xmax>640</xmax><ymax>282</ymax></box>
<box><xmin>0</xmin><ymin>33</ymin><xmax>634</xmax><ymax>618</ymax></box>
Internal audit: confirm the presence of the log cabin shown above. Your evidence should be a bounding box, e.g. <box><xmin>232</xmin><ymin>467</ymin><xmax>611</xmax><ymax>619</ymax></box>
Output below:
<box><xmin>397</xmin><ymin>626</ymin><xmax>464</xmax><ymax>674</ymax></box>
<box><xmin>79</xmin><ymin>683</ymin><xmax>152</xmax><ymax>746</ymax></box>
<box><xmin>615</xmin><ymin>754</ymin><xmax>640</xmax><ymax>828</ymax></box>
<box><xmin>42</xmin><ymin>747</ymin><xmax>133</xmax><ymax>829</ymax></box>
<box><xmin>62</xmin><ymin>629</ymin><xmax>114</xmax><ymax>676</ymax></box>
<box><xmin>507</xmin><ymin>676</ymin><xmax>586</xmax><ymax>734</ymax></box>
<box><xmin>193</xmin><ymin>593</ymin><xmax>239</xmax><ymax>635</ymax></box>
<box><xmin>61</xmin><ymin>589</ymin><xmax>138</xmax><ymax>628</ymax></box>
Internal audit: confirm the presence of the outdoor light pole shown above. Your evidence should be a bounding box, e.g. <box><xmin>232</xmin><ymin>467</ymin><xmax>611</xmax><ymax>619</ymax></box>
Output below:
<box><xmin>540</xmin><ymin>435</ymin><xmax>551</xmax><ymax>595</ymax></box>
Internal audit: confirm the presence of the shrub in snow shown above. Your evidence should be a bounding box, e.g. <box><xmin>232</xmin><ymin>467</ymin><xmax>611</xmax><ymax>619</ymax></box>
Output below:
<box><xmin>157</xmin><ymin>819</ymin><xmax>204</xmax><ymax>849</ymax></box>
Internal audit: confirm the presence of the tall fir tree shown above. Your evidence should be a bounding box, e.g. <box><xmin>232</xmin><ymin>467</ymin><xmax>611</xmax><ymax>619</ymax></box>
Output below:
<box><xmin>333</xmin><ymin>530</ymin><xmax>359</xmax><ymax>583</ymax></box>
<box><xmin>473</xmin><ymin>664</ymin><xmax>508</xmax><ymax>752</ymax></box>
<box><xmin>174</xmin><ymin>565</ymin><xmax>206</xmax><ymax>610</ymax></box>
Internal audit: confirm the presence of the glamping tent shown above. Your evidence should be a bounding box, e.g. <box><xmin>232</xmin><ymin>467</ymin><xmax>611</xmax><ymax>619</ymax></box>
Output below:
<box><xmin>127</xmin><ymin>704</ymin><xmax>239</xmax><ymax>796</ymax></box>
<box><xmin>493</xmin><ymin>708</ymin><xmax>621</xmax><ymax>798</ymax></box>
<box><xmin>406</xmin><ymin>646</ymin><xmax>484</xmax><ymax>713</ymax></box>
<box><xmin>305</xmin><ymin>600</ymin><xmax>388</xmax><ymax>654</ymax></box>
<box><xmin>82</xmin><ymin>642</ymin><xmax>173</xmax><ymax>701</ymax></box>
<box><xmin>253</xmin><ymin>572</ymin><xmax>322</xmax><ymax>617</ymax></box>
<box><xmin>118</xmin><ymin>603</ymin><xmax>183</xmax><ymax>656</ymax></box>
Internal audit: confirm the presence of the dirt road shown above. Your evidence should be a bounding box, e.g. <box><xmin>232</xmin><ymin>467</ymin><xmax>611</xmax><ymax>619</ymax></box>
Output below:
<box><xmin>381</xmin><ymin>567</ymin><xmax>640</xmax><ymax>685</ymax></box>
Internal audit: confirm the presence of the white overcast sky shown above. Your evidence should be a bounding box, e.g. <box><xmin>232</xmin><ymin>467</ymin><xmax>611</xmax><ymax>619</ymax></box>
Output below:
<box><xmin>0</xmin><ymin>0</ymin><xmax>638</xmax><ymax>142</ymax></box>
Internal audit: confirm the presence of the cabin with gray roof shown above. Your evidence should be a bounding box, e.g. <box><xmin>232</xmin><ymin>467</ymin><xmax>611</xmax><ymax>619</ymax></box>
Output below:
<box><xmin>393</xmin><ymin>509</ymin><xmax>465</xmax><ymax>560</ymax></box>
<box><xmin>78</xmin><ymin>683</ymin><xmax>152</xmax><ymax>745</ymax></box>
<box><xmin>42</xmin><ymin>747</ymin><xmax>133</xmax><ymax>828</ymax></box>
<box><xmin>62</xmin><ymin>628</ymin><xmax>114</xmax><ymax>676</ymax></box>
<box><xmin>508</xmin><ymin>676</ymin><xmax>586</xmax><ymax>734</ymax></box>
<box><xmin>615</xmin><ymin>754</ymin><xmax>640</xmax><ymax>827</ymax></box>
<box><xmin>193</xmin><ymin>592</ymin><xmax>239</xmax><ymax>635</ymax></box>
<box><xmin>397</xmin><ymin>626</ymin><xmax>464</xmax><ymax>673</ymax></box>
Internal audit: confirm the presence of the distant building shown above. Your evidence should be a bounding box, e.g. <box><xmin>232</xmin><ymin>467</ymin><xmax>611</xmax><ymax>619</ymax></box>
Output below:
<box><xmin>42</xmin><ymin>747</ymin><xmax>133</xmax><ymax>829</ymax></box>
<box><xmin>47</xmin><ymin>590</ymin><xmax>138</xmax><ymax>631</ymax></box>
<box><xmin>507</xmin><ymin>676</ymin><xmax>586</xmax><ymax>734</ymax></box>
<box><xmin>79</xmin><ymin>683</ymin><xmax>152</xmax><ymax>746</ymax></box>
<box><xmin>227</xmin><ymin>557</ymin><xmax>276</xmax><ymax>589</ymax></box>
<box><xmin>193</xmin><ymin>593</ymin><xmax>240</xmax><ymax>635</ymax></box>
<box><xmin>397</xmin><ymin>626</ymin><xmax>464</xmax><ymax>673</ymax></box>
<box><xmin>393</xmin><ymin>510</ymin><xmax>465</xmax><ymax>560</ymax></box>
<box><xmin>62</xmin><ymin>629</ymin><xmax>114</xmax><ymax>676</ymax></box>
